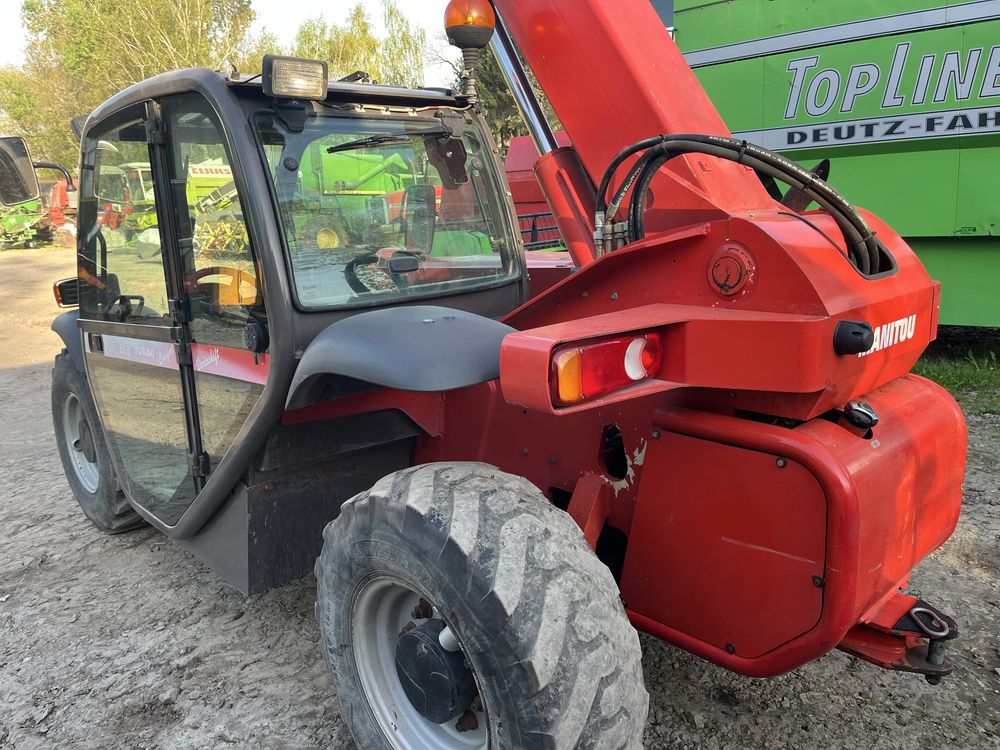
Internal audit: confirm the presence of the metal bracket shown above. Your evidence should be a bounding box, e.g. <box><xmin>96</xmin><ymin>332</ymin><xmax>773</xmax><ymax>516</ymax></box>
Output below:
<box><xmin>175</xmin><ymin>340</ymin><xmax>192</xmax><ymax>366</ymax></box>
<box><xmin>169</xmin><ymin>297</ymin><xmax>190</xmax><ymax>325</ymax></box>
<box><xmin>188</xmin><ymin>451</ymin><xmax>211</xmax><ymax>478</ymax></box>
<box><xmin>145</xmin><ymin>115</ymin><xmax>167</xmax><ymax>145</ymax></box>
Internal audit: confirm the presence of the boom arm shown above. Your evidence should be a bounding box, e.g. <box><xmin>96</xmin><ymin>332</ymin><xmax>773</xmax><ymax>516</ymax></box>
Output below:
<box><xmin>491</xmin><ymin>0</ymin><xmax>775</xmax><ymax>218</ymax></box>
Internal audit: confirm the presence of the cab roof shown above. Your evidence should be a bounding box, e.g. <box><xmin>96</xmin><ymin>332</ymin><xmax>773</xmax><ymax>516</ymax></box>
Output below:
<box><xmin>82</xmin><ymin>67</ymin><xmax>468</xmax><ymax>143</ymax></box>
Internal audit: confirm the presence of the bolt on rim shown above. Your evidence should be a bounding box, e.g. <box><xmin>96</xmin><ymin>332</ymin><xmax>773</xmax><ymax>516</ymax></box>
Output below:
<box><xmin>352</xmin><ymin>577</ymin><xmax>489</xmax><ymax>749</ymax></box>
<box><xmin>62</xmin><ymin>392</ymin><xmax>99</xmax><ymax>494</ymax></box>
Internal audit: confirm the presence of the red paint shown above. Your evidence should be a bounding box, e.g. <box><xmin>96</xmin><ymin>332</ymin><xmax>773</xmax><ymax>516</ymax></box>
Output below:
<box><xmin>532</xmin><ymin>147</ymin><xmax>597</xmax><ymax>265</ymax></box>
<box><xmin>283</xmin><ymin>388</ymin><xmax>444</xmax><ymax>437</ymax></box>
<box><xmin>566</xmin><ymin>473</ymin><xmax>611</xmax><ymax>549</ymax></box>
<box><xmin>276</xmin><ymin>0</ymin><xmax>968</xmax><ymax>681</ymax></box>
<box><xmin>618</xmin><ymin>376</ymin><xmax>963</xmax><ymax>676</ymax></box>
<box><xmin>99</xmin><ymin>335</ymin><xmax>269</xmax><ymax>385</ymax></box>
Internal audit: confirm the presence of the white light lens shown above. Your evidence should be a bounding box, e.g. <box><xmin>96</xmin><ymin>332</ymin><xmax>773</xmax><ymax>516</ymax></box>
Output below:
<box><xmin>624</xmin><ymin>337</ymin><xmax>650</xmax><ymax>381</ymax></box>
<box><xmin>266</xmin><ymin>56</ymin><xmax>328</xmax><ymax>100</ymax></box>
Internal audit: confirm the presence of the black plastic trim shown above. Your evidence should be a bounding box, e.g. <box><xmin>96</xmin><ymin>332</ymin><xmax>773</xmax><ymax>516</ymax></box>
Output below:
<box><xmin>52</xmin><ymin>310</ymin><xmax>84</xmax><ymax>370</ymax></box>
<box><xmin>286</xmin><ymin>305</ymin><xmax>514</xmax><ymax>409</ymax></box>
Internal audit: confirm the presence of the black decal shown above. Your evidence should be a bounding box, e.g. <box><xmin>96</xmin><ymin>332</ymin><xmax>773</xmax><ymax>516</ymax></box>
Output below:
<box><xmin>861</xmin><ymin>122</ymin><xmax>878</xmax><ymax>137</ymax></box>
<box><xmin>978</xmin><ymin>110</ymin><xmax>1000</xmax><ymax>128</ymax></box>
<box><xmin>813</xmin><ymin>127</ymin><xmax>829</xmax><ymax>143</ymax></box>
<box><xmin>884</xmin><ymin>119</ymin><xmax>906</xmax><ymax>136</ymax></box>
<box><xmin>946</xmin><ymin>114</ymin><xmax>973</xmax><ymax>130</ymax></box>
<box><xmin>925</xmin><ymin>115</ymin><xmax>944</xmax><ymax>132</ymax></box>
<box><xmin>833</xmin><ymin>125</ymin><xmax>856</xmax><ymax>140</ymax></box>
<box><xmin>788</xmin><ymin>130</ymin><xmax>808</xmax><ymax>145</ymax></box>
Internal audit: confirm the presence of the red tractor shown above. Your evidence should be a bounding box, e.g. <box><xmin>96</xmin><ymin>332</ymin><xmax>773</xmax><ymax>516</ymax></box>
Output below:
<box><xmin>0</xmin><ymin>0</ymin><xmax>965</xmax><ymax>746</ymax></box>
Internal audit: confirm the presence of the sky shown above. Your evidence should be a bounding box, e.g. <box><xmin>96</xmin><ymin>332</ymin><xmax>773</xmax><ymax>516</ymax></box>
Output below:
<box><xmin>0</xmin><ymin>0</ymin><xmax>460</xmax><ymax>86</ymax></box>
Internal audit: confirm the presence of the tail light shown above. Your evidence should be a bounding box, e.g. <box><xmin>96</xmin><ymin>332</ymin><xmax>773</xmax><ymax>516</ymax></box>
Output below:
<box><xmin>550</xmin><ymin>332</ymin><xmax>662</xmax><ymax>406</ymax></box>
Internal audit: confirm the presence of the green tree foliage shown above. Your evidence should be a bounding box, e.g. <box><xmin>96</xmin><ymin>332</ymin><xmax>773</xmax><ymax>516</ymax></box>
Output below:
<box><xmin>452</xmin><ymin>46</ymin><xmax>559</xmax><ymax>155</ymax></box>
<box><xmin>0</xmin><ymin>0</ymin><xmax>428</xmax><ymax>167</ymax></box>
<box><xmin>289</xmin><ymin>2</ymin><xmax>425</xmax><ymax>88</ymax></box>
<box><xmin>1</xmin><ymin>0</ymin><xmax>256</xmax><ymax>164</ymax></box>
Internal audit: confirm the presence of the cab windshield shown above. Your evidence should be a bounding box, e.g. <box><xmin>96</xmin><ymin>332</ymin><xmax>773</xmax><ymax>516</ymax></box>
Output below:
<box><xmin>254</xmin><ymin>111</ymin><xmax>520</xmax><ymax>309</ymax></box>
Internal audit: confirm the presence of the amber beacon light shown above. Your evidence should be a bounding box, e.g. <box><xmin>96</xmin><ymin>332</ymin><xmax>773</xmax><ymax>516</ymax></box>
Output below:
<box><xmin>444</xmin><ymin>0</ymin><xmax>495</xmax><ymax>100</ymax></box>
<box><xmin>444</xmin><ymin>0</ymin><xmax>496</xmax><ymax>43</ymax></box>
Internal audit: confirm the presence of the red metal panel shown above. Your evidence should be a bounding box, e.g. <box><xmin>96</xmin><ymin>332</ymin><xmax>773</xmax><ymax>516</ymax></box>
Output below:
<box><xmin>492</xmin><ymin>0</ymin><xmax>774</xmax><ymax>214</ymax></box>
<box><xmin>502</xmin><ymin>210</ymin><xmax>941</xmax><ymax>421</ymax></box>
<box><xmin>623</xmin><ymin>432</ymin><xmax>826</xmax><ymax>658</ymax></box>
<box><xmin>619</xmin><ymin>374</ymin><xmax>965</xmax><ymax>677</ymax></box>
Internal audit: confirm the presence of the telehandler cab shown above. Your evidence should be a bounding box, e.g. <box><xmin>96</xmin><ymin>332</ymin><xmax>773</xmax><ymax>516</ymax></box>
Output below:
<box><xmin>4</xmin><ymin>0</ymin><xmax>966</xmax><ymax>746</ymax></box>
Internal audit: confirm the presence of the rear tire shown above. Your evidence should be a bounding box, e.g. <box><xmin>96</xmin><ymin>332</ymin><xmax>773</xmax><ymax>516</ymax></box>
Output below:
<box><xmin>316</xmin><ymin>462</ymin><xmax>648</xmax><ymax>749</ymax></box>
<box><xmin>51</xmin><ymin>351</ymin><xmax>144</xmax><ymax>533</ymax></box>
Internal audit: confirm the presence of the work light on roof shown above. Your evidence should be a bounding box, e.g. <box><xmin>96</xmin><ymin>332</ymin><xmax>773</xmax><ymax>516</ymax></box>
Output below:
<box><xmin>262</xmin><ymin>55</ymin><xmax>328</xmax><ymax>101</ymax></box>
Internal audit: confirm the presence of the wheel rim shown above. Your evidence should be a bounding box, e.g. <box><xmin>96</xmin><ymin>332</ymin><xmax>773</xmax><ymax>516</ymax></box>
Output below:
<box><xmin>352</xmin><ymin>577</ymin><xmax>489</xmax><ymax>749</ymax></box>
<box><xmin>62</xmin><ymin>392</ymin><xmax>100</xmax><ymax>494</ymax></box>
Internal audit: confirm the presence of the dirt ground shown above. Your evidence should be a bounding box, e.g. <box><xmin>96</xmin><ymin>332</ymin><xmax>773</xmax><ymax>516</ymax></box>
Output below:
<box><xmin>1</xmin><ymin>245</ymin><xmax>998</xmax><ymax>749</ymax></box>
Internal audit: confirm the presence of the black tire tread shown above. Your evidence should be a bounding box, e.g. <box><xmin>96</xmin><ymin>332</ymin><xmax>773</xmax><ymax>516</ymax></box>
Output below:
<box><xmin>317</xmin><ymin>462</ymin><xmax>647</xmax><ymax>749</ymax></box>
<box><xmin>52</xmin><ymin>351</ymin><xmax>144</xmax><ymax>533</ymax></box>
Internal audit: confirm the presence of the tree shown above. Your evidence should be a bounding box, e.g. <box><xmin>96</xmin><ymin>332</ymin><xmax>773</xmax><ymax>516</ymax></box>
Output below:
<box><xmin>446</xmin><ymin>44</ymin><xmax>560</xmax><ymax>155</ymax></box>
<box><xmin>0</xmin><ymin>0</ymin><xmax>429</xmax><ymax>167</ymax></box>
<box><xmin>290</xmin><ymin>1</ymin><xmax>426</xmax><ymax>88</ymax></box>
<box><xmin>1</xmin><ymin>0</ymin><xmax>257</xmax><ymax>165</ymax></box>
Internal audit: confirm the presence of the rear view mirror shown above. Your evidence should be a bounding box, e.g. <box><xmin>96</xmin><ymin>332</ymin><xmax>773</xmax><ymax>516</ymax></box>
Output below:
<box><xmin>402</xmin><ymin>184</ymin><xmax>437</xmax><ymax>252</ymax></box>
<box><xmin>0</xmin><ymin>137</ymin><xmax>40</xmax><ymax>206</ymax></box>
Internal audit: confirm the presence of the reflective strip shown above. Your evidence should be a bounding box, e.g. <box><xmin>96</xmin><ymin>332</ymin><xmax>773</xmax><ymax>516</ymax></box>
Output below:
<box><xmin>685</xmin><ymin>0</ymin><xmax>1000</xmax><ymax>67</ymax></box>
<box><xmin>100</xmin><ymin>335</ymin><xmax>269</xmax><ymax>385</ymax></box>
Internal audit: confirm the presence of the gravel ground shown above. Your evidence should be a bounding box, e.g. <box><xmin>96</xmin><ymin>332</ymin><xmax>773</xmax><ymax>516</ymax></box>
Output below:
<box><xmin>1</xmin><ymin>246</ymin><xmax>998</xmax><ymax>749</ymax></box>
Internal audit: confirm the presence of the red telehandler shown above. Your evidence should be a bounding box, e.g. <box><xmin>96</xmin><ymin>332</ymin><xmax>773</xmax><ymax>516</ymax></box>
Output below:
<box><xmin>0</xmin><ymin>0</ymin><xmax>964</xmax><ymax>747</ymax></box>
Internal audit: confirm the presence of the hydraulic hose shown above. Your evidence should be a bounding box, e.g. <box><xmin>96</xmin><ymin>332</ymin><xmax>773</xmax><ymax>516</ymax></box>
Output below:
<box><xmin>628</xmin><ymin>144</ymin><xmax>873</xmax><ymax>273</ymax></box>
<box><xmin>596</xmin><ymin>135</ymin><xmax>667</xmax><ymax>217</ymax></box>
<box><xmin>596</xmin><ymin>134</ymin><xmax>882</xmax><ymax>275</ymax></box>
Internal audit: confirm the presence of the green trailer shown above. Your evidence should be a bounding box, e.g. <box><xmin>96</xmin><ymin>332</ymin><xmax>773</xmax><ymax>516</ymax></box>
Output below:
<box><xmin>672</xmin><ymin>0</ymin><xmax>1000</xmax><ymax>326</ymax></box>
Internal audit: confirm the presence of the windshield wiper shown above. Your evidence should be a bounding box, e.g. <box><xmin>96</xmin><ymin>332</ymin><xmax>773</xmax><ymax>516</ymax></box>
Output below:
<box><xmin>326</xmin><ymin>126</ymin><xmax>451</xmax><ymax>154</ymax></box>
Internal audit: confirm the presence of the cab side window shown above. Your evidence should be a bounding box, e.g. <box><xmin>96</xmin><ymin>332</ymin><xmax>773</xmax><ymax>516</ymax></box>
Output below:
<box><xmin>163</xmin><ymin>95</ymin><xmax>262</xmax><ymax>351</ymax></box>
<box><xmin>78</xmin><ymin>110</ymin><xmax>169</xmax><ymax>323</ymax></box>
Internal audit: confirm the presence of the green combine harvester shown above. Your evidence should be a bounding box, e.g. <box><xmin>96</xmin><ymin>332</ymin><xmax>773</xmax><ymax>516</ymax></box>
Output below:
<box><xmin>670</xmin><ymin>0</ymin><xmax>1000</xmax><ymax>326</ymax></box>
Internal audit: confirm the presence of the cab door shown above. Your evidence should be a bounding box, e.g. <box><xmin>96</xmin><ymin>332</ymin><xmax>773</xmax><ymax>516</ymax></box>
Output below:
<box><xmin>77</xmin><ymin>97</ymin><xmax>267</xmax><ymax>527</ymax></box>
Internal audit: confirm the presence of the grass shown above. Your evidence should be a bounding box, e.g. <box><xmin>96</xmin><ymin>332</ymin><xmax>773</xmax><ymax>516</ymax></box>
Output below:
<box><xmin>913</xmin><ymin>326</ymin><xmax>1000</xmax><ymax>414</ymax></box>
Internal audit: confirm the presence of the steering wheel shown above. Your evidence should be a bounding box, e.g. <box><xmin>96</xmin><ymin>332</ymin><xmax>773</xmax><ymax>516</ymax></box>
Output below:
<box><xmin>185</xmin><ymin>266</ymin><xmax>258</xmax><ymax>307</ymax></box>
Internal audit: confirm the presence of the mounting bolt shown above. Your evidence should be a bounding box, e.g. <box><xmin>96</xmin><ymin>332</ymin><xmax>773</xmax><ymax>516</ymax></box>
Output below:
<box><xmin>580</xmin><ymin>290</ymin><xmax>589</xmax><ymax>298</ymax></box>
<box><xmin>548</xmin><ymin>456</ymin><xmax>557</xmax><ymax>464</ymax></box>
<box><xmin>522</xmin><ymin>448</ymin><xmax>529</xmax><ymax>455</ymax></box>
<box><xmin>725</xmin><ymin>643</ymin><xmax>736</xmax><ymax>654</ymax></box>
<box><xmin>776</xmin><ymin>457</ymin><xmax>787</xmax><ymax>468</ymax></box>
<box><xmin>610</xmin><ymin>292</ymin><xmax>619</xmax><ymax>300</ymax></box>
<box><xmin>812</xmin><ymin>575</ymin><xmax>824</xmax><ymax>588</ymax></box>
<box><xmin>651</xmin><ymin>429</ymin><xmax>661</xmax><ymax>439</ymax></box>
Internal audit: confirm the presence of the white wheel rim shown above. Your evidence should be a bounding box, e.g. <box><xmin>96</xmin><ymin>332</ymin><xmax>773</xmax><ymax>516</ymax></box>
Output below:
<box><xmin>352</xmin><ymin>577</ymin><xmax>489</xmax><ymax>749</ymax></box>
<box><xmin>62</xmin><ymin>392</ymin><xmax>100</xmax><ymax>494</ymax></box>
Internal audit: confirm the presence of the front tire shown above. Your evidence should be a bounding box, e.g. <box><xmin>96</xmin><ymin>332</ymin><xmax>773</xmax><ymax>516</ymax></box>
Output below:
<box><xmin>51</xmin><ymin>351</ymin><xmax>144</xmax><ymax>533</ymax></box>
<box><xmin>316</xmin><ymin>462</ymin><xmax>648</xmax><ymax>749</ymax></box>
